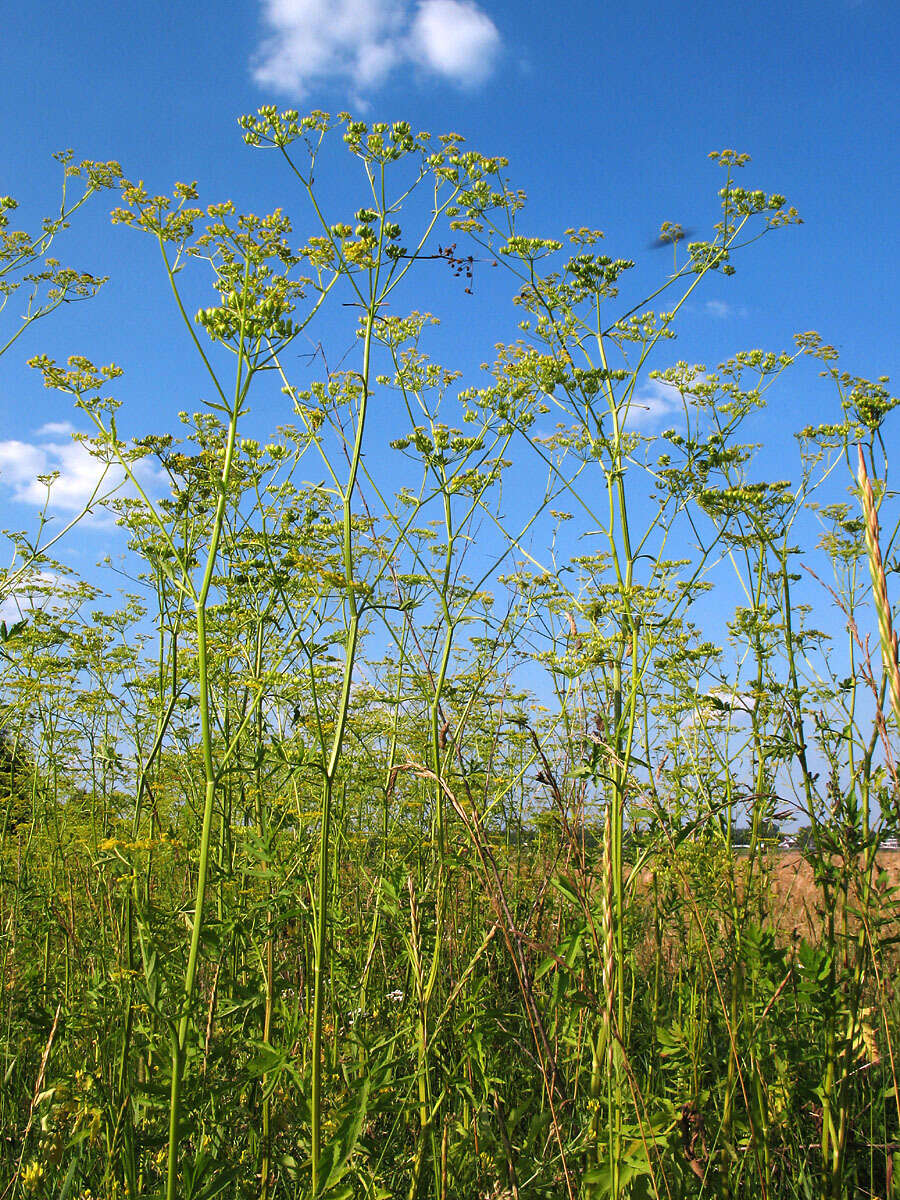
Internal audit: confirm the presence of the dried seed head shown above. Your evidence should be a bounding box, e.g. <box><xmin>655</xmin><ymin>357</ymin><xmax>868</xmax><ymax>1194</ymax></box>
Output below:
<box><xmin>858</xmin><ymin>446</ymin><xmax>900</xmax><ymax>727</ymax></box>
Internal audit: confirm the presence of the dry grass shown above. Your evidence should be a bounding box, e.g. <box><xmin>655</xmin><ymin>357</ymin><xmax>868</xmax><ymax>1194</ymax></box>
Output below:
<box><xmin>764</xmin><ymin>849</ymin><xmax>900</xmax><ymax>940</ymax></box>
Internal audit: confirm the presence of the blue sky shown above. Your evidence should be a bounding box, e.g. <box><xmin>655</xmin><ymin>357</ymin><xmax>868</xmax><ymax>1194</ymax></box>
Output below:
<box><xmin>0</xmin><ymin>0</ymin><xmax>897</xmax><ymax>608</ymax></box>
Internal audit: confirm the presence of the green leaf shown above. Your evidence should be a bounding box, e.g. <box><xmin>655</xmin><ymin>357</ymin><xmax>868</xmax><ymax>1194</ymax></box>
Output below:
<box><xmin>0</xmin><ymin>618</ymin><xmax>27</xmax><ymax>643</ymax></box>
<box><xmin>318</xmin><ymin>1076</ymin><xmax>371</xmax><ymax>1196</ymax></box>
<box><xmin>182</xmin><ymin>1150</ymin><xmax>238</xmax><ymax>1200</ymax></box>
<box><xmin>550</xmin><ymin>874</ymin><xmax>582</xmax><ymax>907</ymax></box>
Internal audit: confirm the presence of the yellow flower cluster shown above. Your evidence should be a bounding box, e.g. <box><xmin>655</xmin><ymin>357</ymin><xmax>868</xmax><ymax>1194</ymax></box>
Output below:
<box><xmin>21</xmin><ymin>1161</ymin><xmax>44</xmax><ymax>1192</ymax></box>
<box><xmin>98</xmin><ymin>836</ymin><xmax>157</xmax><ymax>853</ymax></box>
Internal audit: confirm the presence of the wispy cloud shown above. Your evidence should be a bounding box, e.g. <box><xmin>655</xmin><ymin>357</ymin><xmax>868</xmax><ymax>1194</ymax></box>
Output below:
<box><xmin>704</xmin><ymin>299</ymin><xmax>748</xmax><ymax>320</ymax></box>
<box><xmin>704</xmin><ymin>687</ymin><xmax>757</xmax><ymax>714</ymax></box>
<box><xmin>679</xmin><ymin>687</ymin><xmax>757</xmax><ymax>733</ymax></box>
<box><xmin>0</xmin><ymin>425</ymin><xmax>158</xmax><ymax>520</ymax></box>
<box><xmin>36</xmin><ymin>421</ymin><xmax>77</xmax><ymax>436</ymax></box>
<box><xmin>0</xmin><ymin>570</ymin><xmax>78</xmax><ymax>625</ymax></box>
<box><xmin>252</xmin><ymin>0</ymin><xmax>502</xmax><ymax>98</ymax></box>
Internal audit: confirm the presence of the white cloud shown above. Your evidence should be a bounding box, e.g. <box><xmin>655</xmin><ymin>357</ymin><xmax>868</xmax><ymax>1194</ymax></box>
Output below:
<box><xmin>0</xmin><ymin>441</ymin><xmax>47</xmax><ymax>492</ymax></box>
<box><xmin>252</xmin><ymin>0</ymin><xmax>501</xmax><ymax>97</ymax></box>
<box><xmin>409</xmin><ymin>0</ymin><xmax>501</xmax><ymax>85</ymax></box>
<box><xmin>680</xmin><ymin>687</ymin><xmax>757</xmax><ymax>733</ymax></box>
<box><xmin>704</xmin><ymin>687</ymin><xmax>757</xmax><ymax>714</ymax></box>
<box><xmin>0</xmin><ymin>436</ymin><xmax>122</xmax><ymax>512</ymax></box>
<box><xmin>36</xmin><ymin>421</ymin><xmax>76</xmax><ymax>436</ymax></box>
<box><xmin>0</xmin><ymin>428</ymin><xmax>160</xmax><ymax>520</ymax></box>
<box><xmin>0</xmin><ymin>591</ymin><xmax>21</xmax><ymax>626</ymax></box>
<box><xmin>621</xmin><ymin>379</ymin><xmax>683</xmax><ymax>430</ymax></box>
<box><xmin>0</xmin><ymin>570</ymin><xmax>76</xmax><ymax>625</ymax></box>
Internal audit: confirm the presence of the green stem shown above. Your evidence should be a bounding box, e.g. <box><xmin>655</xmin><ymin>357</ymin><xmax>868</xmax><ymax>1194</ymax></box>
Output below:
<box><xmin>164</xmin><ymin>259</ymin><xmax>250</xmax><ymax>1200</ymax></box>
<box><xmin>310</xmin><ymin>292</ymin><xmax>377</xmax><ymax>1194</ymax></box>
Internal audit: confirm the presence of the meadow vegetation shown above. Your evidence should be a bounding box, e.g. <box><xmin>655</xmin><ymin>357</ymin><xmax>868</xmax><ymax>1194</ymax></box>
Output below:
<box><xmin>1</xmin><ymin>111</ymin><xmax>899</xmax><ymax>1199</ymax></box>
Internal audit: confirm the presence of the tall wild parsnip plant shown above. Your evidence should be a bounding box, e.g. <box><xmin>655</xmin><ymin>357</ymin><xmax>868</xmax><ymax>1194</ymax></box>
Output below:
<box><xmin>2</xmin><ymin>110</ymin><xmax>899</xmax><ymax>1200</ymax></box>
<box><xmin>0</xmin><ymin>154</ymin><xmax>121</xmax><ymax>627</ymax></box>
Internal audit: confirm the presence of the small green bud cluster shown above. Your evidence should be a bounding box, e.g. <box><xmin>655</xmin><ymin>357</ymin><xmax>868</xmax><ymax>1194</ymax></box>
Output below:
<box><xmin>240</xmin><ymin>106</ymin><xmax>327</xmax><ymax>148</ymax></box>
<box><xmin>342</xmin><ymin>118</ymin><xmax>420</xmax><ymax>161</ymax></box>
<box><xmin>194</xmin><ymin>286</ymin><xmax>298</xmax><ymax>346</ymax></box>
